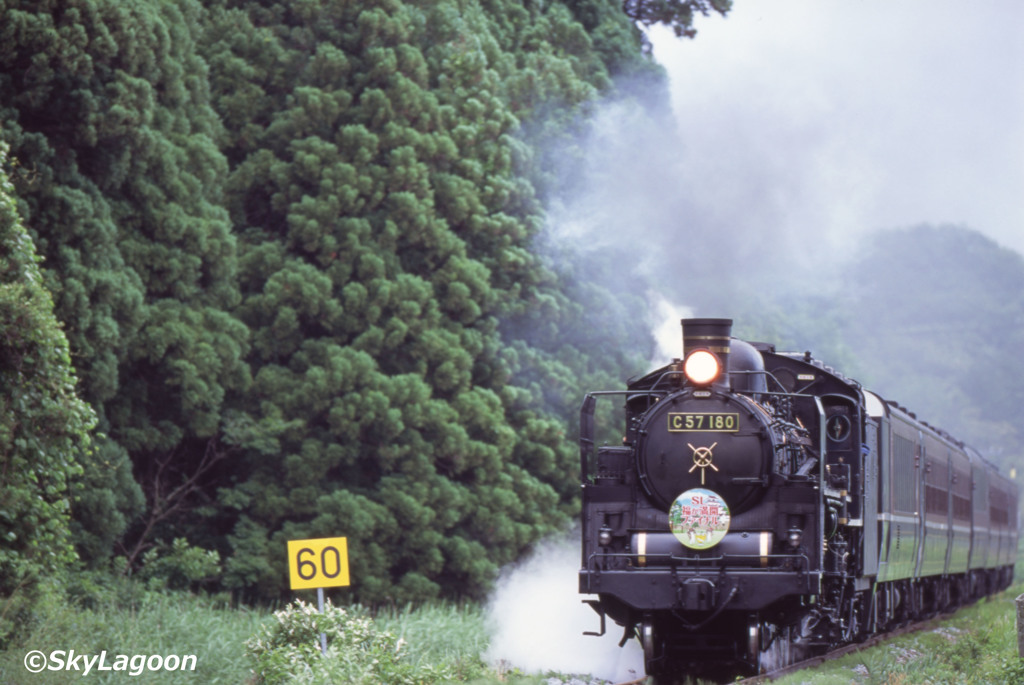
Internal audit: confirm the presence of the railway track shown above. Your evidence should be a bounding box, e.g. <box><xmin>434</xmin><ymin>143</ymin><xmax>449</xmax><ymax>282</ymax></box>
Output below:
<box><xmin>737</xmin><ymin>612</ymin><xmax>955</xmax><ymax>684</ymax></box>
<box><xmin>610</xmin><ymin>611</ymin><xmax>955</xmax><ymax>685</ymax></box>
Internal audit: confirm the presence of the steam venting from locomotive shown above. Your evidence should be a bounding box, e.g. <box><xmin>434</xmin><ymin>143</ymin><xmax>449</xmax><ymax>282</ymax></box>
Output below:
<box><xmin>484</xmin><ymin>532</ymin><xmax>644</xmax><ymax>681</ymax></box>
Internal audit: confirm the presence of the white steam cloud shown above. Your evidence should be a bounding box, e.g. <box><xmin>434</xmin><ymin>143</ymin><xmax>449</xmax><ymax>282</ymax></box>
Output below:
<box><xmin>544</xmin><ymin>2</ymin><xmax>1024</xmax><ymax>321</ymax></box>
<box><xmin>649</xmin><ymin>293</ymin><xmax>693</xmax><ymax>365</ymax></box>
<box><xmin>483</xmin><ymin>531</ymin><xmax>644</xmax><ymax>683</ymax></box>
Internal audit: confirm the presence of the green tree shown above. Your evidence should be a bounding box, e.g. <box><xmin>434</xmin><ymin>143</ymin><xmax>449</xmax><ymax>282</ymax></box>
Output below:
<box><xmin>620</xmin><ymin>0</ymin><xmax>731</xmax><ymax>37</ymax></box>
<box><xmin>0</xmin><ymin>0</ymin><xmax>248</xmax><ymax>568</ymax></box>
<box><xmin>204</xmin><ymin>0</ymin><xmax>656</xmax><ymax>602</ymax></box>
<box><xmin>0</xmin><ymin>142</ymin><xmax>95</xmax><ymax>622</ymax></box>
<box><xmin>0</xmin><ymin>0</ymin><xmax>681</xmax><ymax>605</ymax></box>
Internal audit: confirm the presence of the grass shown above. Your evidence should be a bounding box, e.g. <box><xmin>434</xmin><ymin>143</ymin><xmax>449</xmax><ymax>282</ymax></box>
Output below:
<box><xmin>376</xmin><ymin>602</ymin><xmax>492</xmax><ymax>679</ymax></box>
<box><xmin>0</xmin><ymin>584</ymin><xmax>266</xmax><ymax>685</ymax></box>
<box><xmin>0</xmin><ymin>579</ymin><xmax>560</xmax><ymax>685</ymax></box>
<box><xmin>3</xmin><ymin>577</ymin><xmax>1024</xmax><ymax>684</ymax></box>
<box><xmin>772</xmin><ymin>583</ymin><xmax>1024</xmax><ymax>685</ymax></box>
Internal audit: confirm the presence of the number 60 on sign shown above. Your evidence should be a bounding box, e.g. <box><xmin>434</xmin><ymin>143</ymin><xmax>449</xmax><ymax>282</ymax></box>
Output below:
<box><xmin>287</xmin><ymin>537</ymin><xmax>350</xmax><ymax>590</ymax></box>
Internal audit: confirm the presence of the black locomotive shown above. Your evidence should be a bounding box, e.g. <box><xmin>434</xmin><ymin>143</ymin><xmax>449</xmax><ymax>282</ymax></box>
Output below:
<box><xmin>579</xmin><ymin>318</ymin><xmax>1018</xmax><ymax>680</ymax></box>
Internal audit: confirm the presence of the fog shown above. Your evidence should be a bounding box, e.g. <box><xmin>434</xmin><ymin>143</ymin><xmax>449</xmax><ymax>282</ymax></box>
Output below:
<box><xmin>649</xmin><ymin>1</ymin><xmax>1024</xmax><ymax>258</ymax></box>
<box><xmin>549</xmin><ymin>2</ymin><xmax>1023</xmax><ymax>325</ymax></box>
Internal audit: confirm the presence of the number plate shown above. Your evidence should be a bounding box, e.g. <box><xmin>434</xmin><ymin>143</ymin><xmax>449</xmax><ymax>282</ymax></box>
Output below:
<box><xmin>667</xmin><ymin>412</ymin><xmax>739</xmax><ymax>432</ymax></box>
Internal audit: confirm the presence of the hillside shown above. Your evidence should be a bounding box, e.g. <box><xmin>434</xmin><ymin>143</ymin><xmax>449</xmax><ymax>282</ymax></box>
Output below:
<box><xmin>836</xmin><ymin>224</ymin><xmax>1024</xmax><ymax>468</ymax></box>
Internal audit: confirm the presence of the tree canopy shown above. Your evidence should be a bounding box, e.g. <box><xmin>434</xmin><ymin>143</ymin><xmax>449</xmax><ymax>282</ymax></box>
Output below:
<box><xmin>0</xmin><ymin>0</ymin><xmax>699</xmax><ymax>603</ymax></box>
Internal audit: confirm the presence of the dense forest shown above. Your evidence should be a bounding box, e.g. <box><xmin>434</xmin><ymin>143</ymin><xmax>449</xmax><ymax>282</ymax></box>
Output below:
<box><xmin>0</xmin><ymin>0</ymin><xmax>731</xmax><ymax>619</ymax></box>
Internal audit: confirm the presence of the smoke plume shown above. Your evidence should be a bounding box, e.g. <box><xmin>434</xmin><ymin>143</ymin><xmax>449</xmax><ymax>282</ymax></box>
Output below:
<box><xmin>483</xmin><ymin>531</ymin><xmax>644</xmax><ymax>683</ymax></box>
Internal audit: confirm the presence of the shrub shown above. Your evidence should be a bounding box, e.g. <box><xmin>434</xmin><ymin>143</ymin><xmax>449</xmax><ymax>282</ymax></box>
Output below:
<box><xmin>138</xmin><ymin>538</ymin><xmax>221</xmax><ymax>591</ymax></box>
<box><xmin>245</xmin><ymin>598</ymin><xmax>455</xmax><ymax>684</ymax></box>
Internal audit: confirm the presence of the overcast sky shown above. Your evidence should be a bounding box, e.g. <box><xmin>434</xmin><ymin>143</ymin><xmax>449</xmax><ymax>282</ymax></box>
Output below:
<box><xmin>648</xmin><ymin>1</ymin><xmax>1024</xmax><ymax>257</ymax></box>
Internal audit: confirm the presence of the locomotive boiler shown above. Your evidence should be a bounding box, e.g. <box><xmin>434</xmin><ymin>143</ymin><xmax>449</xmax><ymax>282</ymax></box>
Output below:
<box><xmin>578</xmin><ymin>318</ymin><xmax>1018</xmax><ymax>681</ymax></box>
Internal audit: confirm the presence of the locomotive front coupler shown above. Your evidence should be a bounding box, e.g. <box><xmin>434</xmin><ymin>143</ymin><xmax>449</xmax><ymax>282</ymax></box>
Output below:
<box><xmin>671</xmin><ymin>584</ymin><xmax>740</xmax><ymax>632</ymax></box>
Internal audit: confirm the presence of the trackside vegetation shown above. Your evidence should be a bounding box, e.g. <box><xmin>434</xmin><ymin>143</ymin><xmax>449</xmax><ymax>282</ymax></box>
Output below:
<box><xmin>772</xmin><ymin>583</ymin><xmax>1024</xmax><ymax>685</ymax></box>
<box><xmin>2</xmin><ymin>580</ymin><xmax>1024</xmax><ymax>684</ymax></box>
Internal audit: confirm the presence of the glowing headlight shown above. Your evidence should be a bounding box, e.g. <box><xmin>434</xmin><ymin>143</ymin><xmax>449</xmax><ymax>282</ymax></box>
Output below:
<box><xmin>683</xmin><ymin>349</ymin><xmax>721</xmax><ymax>385</ymax></box>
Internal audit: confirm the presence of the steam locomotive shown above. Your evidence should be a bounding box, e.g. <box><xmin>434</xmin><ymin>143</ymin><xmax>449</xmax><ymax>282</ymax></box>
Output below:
<box><xmin>579</xmin><ymin>318</ymin><xmax>1018</xmax><ymax>681</ymax></box>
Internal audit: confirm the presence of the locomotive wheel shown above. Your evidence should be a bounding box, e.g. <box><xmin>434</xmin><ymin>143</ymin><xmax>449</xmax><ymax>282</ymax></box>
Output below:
<box><xmin>640</xmin><ymin>619</ymin><xmax>680</xmax><ymax>685</ymax></box>
<box><xmin>755</xmin><ymin>621</ymin><xmax>797</xmax><ymax>674</ymax></box>
<box><xmin>641</xmin><ymin>619</ymin><xmax>661</xmax><ymax>677</ymax></box>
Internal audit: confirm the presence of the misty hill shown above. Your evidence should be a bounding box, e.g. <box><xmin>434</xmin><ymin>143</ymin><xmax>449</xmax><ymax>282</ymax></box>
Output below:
<box><xmin>674</xmin><ymin>223</ymin><xmax>1024</xmax><ymax>473</ymax></box>
<box><xmin>835</xmin><ymin>224</ymin><xmax>1024</xmax><ymax>470</ymax></box>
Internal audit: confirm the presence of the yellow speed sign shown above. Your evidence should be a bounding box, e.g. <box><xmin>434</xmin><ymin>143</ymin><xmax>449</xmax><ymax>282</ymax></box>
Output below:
<box><xmin>287</xmin><ymin>537</ymin><xmax>350</xmax><ymax>590</ymax></box>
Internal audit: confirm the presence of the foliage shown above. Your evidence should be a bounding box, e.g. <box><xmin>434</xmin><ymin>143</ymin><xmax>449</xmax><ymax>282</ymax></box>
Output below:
<box><xmin>0</xmin><ymin>578</ymin><xmax>564</xmax><ymax>684</ymax></box>
<box><xmin>621</xmin><ymin>0</ymin><xmax>732</xmax><ymax>37</ymax></box>
<box><xmin>0</xmin><ymin>0</ymin><xmax>678</xmax><ymax>605</ymax></box>
<box><xmin>0</xmin><ymin>143</ymin><xmax>95</xmax><ymax>642</ymax></box>
<box><xmin>0</xmin><ymin>580</ymin><xmax>266</xmax><ymax>684</ymax></box>
<box><xmin>0</xmin><ymin>0</ymin><xmax>247</xmax><ymax>570</ymax></box>
<box><xmin>245</xmin><ymin>598</ymin><xmax>458</xmax><ymax>685</ymax></box>
<box><xmin>202</xmin><ymin>0</ymin><xmax>659</xmax><ymax>603</ymax></box>
<box><xmin>138</xmin><ymin>537</ymin><xmax>221</xmax><ymax>592</ymax></box>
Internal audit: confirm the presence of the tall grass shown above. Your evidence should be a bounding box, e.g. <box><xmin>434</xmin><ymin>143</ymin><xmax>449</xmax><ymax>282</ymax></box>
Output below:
<box><xmin>376</xmin><ymin>603</ymin><xmax>491</xmax><ymax>676</ymax></box>
<box><xmin>0</xmin><ymin>581</ymin><xmax>560</xmax><ymax>685</ymax></box>
<box><xmin>0</xmin><ymin>582</ymin><xmax>265</xmax><ymax>685</ymax></box>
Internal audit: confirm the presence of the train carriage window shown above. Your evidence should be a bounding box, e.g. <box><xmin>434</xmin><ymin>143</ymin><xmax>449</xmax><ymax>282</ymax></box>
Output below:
<box><xmin>952</xmin><ymin>468</ymin><xmax>971</xmax><ymax>521</ymax></box>
<box><xmin>991</xmin><ymin>487</ymin><xmax>1010</xmax><ymax>526</ymax></box>
<box><xmin>953</xmin><ymin>494</ymin><xmax>971</xmax><ymax>520</ymax></box>
<box><xmin>925</xmin><ymin>482</ymin><xmax>948</xmax><ymax>515</ymax></box>
<box><xmin>893</xmin><ymin>434</ymin><xmax>917</xmax><ymax>513</ymax></box>
<box><xmin>924</xmin><ymin>455</ymin><xmax>949</xmax><ymax>516</ymax></box>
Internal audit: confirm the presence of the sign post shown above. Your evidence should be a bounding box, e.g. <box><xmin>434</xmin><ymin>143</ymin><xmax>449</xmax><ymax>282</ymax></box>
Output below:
<box><xmin>287</xmin><ymin>537</ymin><xmax>351</xmax><ymax>656</ymax></box>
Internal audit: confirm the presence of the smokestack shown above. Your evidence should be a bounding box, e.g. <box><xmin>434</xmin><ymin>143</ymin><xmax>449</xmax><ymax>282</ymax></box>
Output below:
<box><xmin>681</xmin><ymin>318</ymin><xmax>733</xmax><ymax>388</ymax></box>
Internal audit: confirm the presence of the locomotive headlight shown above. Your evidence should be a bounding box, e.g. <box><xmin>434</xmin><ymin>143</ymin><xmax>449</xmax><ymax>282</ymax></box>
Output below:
<box><xmin>683</xmin><ymin>349</ymin><xmax>721</xmax><ymax>386</ymax></box>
